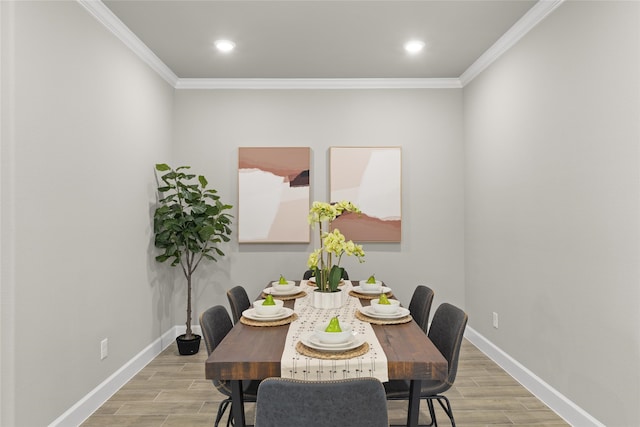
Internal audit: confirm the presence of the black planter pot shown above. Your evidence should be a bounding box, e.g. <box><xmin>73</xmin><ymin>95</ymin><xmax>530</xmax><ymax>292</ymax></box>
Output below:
<box><xmin>176</xmin><ymin>333</ymin><xmax>201</xmax><ymax>355</ymax></box>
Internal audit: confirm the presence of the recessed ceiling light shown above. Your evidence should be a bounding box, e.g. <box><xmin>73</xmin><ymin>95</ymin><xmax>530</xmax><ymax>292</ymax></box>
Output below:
<box><xmin>404</xmin><ymin>40</ymin><xmax>425</xmax><ymax>54</ymax></box>
<box><xmin>214</xmin><ymin>39</ymin><xmax>235</xmax><ymax>53</ymax></box>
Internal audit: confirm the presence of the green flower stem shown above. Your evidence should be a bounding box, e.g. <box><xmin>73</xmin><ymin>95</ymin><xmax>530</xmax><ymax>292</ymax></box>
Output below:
<box><xmin>308</xmin><ymin>201</ymin><xmax>365</xmax><ymax>293</ymax></box>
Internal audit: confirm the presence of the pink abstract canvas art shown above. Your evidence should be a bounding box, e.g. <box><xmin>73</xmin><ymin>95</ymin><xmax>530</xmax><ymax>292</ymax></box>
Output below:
<box><xmin>238</xmin><ymin>147</ymin><xmax>310</xmax><ymax>243</ymax></box>
<box><xmin>330</xmin><ymin>146</ymin><xmax>402</xmax><ymax>242</ymax></box>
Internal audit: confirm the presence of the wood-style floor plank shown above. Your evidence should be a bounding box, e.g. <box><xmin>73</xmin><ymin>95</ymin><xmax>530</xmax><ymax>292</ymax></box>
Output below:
<box><xmin>81</xmin><ymin>339</ymin><xmax>569</xmax><ymax>426</ymax></box>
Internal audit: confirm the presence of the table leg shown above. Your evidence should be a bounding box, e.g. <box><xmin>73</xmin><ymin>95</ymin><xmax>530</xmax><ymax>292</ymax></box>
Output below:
<box><xmin>406</xmin><ymin>379</ymin><xmax>421</xmax><ymax>427</ymax></box>
<box><xmin>231</xmin><ymin>380</ymin><xmax>246</xmax><ymax>427</ymax></box>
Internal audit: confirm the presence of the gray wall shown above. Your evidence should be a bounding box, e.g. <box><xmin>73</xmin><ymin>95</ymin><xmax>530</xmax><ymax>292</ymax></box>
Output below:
<box><xmin>2</xmin><ymin>0</ymin><xmax>639</xmax><ymax>426</ymax></box>
<box><xmin>172</xmin><ymin>89</ymin><xmax>466</xmax><ymax>324</ymax></box>
<box><xmin>464</xmin><ymin>1</ymin><xmax>640</xmax><ymax>425</ymax></box>
<box><xmin>1</xmin><ymin>1</ymin><xmax>174</xmax><ymax>425</ymax></box>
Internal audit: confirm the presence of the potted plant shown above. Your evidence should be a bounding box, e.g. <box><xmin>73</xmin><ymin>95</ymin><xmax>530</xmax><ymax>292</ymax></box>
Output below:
<box><xmin>307</xmin><ymin>201</ymin><xmax>365</xmax><ymax>308</ymax></box>
<box><xmin>153</xmin><ymin>163</ymin><xmax>233</xmax><ymax>355</ymax></box>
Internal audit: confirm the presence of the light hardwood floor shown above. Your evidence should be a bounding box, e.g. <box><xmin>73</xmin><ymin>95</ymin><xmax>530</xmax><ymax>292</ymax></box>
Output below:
<box><xmin>81</xmin><ymin>339</ymin><xmax>568</xmax><ymax>426</ymax></box>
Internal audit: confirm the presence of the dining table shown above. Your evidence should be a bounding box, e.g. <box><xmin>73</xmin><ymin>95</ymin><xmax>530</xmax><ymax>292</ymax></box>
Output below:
<box><xmin>205</xmin><ymin>280</ymin><xmax>448</xmax><ymax>427</ymax></box>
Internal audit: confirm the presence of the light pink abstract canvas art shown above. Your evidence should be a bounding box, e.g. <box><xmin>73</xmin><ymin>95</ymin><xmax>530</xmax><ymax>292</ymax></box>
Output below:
<box><xmin>238</xmin><ymin>147</ymin><xmax>310</xmax><ymax>243</ymax></box>
<box><xmin>330</xmin><ymin>147</ymin><xmax>401</xmax><ymax>242</ymax></box>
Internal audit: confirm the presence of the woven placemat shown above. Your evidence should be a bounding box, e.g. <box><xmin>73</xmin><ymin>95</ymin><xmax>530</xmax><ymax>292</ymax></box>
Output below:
<box><xmin>349</xmin><ymin>290</ymin><xmax>394</xmax><ymax>300</ymax></box>
<box><xmin>240</xmin><ymin>313</ymin><xmax>298</xmax><ymax>327</ymax></box>
<box><xmin>295</xmin><ymin>341</ymin><xmax>370</xmax><ymax>360</ymax></box>
<box><xmin>260</xmin><ymin>290</ymin><xmax>307</xmax><ymax>301</ymax></box>
<box><xmin>355</xmin><ymin>310</ymin><xmax>412</xmax><ymax>325</ymax></box>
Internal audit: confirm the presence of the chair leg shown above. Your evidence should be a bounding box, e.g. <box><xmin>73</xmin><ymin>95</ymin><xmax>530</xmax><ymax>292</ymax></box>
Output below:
<box><xmin>215</xmin><ymin>399</ymin><xmax>231</xmax><ymax>427</ymax></box>
<box><xmin>434</xmin><ymin>395</ymin><xmax>456</xmax><ymax>427</ymax></box>
<box><xmin>227</xmin><ymin>404</ymin><xmax>234</xmax><ymax>427</ymax></box>
<box><xmin>425</xmin><ymin>398</ymin><xmax>437</xmax><ymax>427</ymax></box>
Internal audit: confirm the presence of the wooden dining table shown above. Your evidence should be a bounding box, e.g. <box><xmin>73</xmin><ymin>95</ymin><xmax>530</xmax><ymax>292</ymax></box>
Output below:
<box><xmin>205</xmin><ymin>281</ymin><xmax>448</xmax><ymax>427</ymax></box>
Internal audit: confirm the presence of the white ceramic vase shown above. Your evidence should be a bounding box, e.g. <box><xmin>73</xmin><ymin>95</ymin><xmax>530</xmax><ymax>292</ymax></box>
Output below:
<box><xmin>312</xmin><ymin>289</ymin><xmax>344</xmax><ymax>309</ymax></box>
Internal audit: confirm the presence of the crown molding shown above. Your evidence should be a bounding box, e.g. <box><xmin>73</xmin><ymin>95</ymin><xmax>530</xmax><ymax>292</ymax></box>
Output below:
<box><xmin>76</xmin><ymin>0</ymin><xmax>179</xmax><ymax>87</ymax></box>
<box><xmin>175</xmin><ymin>77</ymin><xmax>462</xmax><ymax>90</ymax></box>
<box><xmin>460</xmin><ymin>0</ymin><xmax>565</xmax><ymax>86</ymax></box>
<box><xmin>80</xmin><ymin>0</ymin><xmax>563</xmax><ymax>90</ymax></box>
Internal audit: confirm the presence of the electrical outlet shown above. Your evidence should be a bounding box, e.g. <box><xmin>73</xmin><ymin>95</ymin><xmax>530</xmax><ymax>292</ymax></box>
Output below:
<box><xmin>101</xmin><ymin>338</ymin><xmax>108</xmax><ymax>360</ymax></box>
<box><xmin>492</xmin><ymin>312</ymin><xmax>499</xmax><ymax>329</ymax></box>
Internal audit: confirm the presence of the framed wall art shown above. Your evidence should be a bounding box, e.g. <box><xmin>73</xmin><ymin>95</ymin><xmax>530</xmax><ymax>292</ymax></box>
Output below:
<box><xmin>238</xmin><ymin>147</ymin><xmax>310</xmax><ymax>243</ymax></box>
<box><xmin>329</xmin><ymin>146</ymin><xmax>402</xmax><ymax>242</ymax></box>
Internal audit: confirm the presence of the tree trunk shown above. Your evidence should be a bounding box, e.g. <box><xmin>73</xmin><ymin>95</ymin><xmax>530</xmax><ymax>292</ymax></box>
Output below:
<box><xmin>184</xmin><ymin>273</ymin><xmax>193</xmax><ymax>340</ymax></box>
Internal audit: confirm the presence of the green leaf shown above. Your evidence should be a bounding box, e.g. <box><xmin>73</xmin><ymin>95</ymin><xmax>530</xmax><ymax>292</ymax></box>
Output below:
<box><xmin>328</xmin><ymin>266</ymin><xmax>344</xmax><ymax>292</ymax></box>
<box><xmin>155</xmin><ymin>254</ymin><xmax>170</xmax><ymax>263</ymax></box>
<box><xmin>198</xmin><ymin>175</ymin><xmax>208</xmax><ymax>188</ymax></box>
<box><xmin>163</xmin><ymin>171</ymin><xmax>177</xmax><ymax>180</ymax></box>
<box><xmin>155</xmin><ymin>163</ymin><xmax>170</xmax><ymax>171</ymax></box>
<box><xmin>191</xmin><ymin>205</ymin><xmax>207</xmax><ymax>215</ymax></box>
<box><xmin>199</xmin><ymin>225</ymin><xmax>216</xmax><ymax>241</ymax></box>
<box><xmin>158</xmin><ymin>195</ymin><xmax>176</xmax><ymax>204</ymax></box>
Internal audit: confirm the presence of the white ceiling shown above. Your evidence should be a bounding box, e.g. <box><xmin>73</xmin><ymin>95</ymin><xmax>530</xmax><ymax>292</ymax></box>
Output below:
<box><xmin>100</xmin><ymin>0</ymin><xmax>541</xmax><ymax>82</ymax></box>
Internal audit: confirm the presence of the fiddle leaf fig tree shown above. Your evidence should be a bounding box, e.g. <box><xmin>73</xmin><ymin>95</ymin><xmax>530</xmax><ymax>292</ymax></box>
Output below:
<box><xmin>153</xmin><ymin>163</ymin><xmax>233</xmax><ymax>341</ymax></box>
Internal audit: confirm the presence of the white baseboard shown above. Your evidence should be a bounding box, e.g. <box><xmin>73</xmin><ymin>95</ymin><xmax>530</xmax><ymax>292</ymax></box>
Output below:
<box><xmin>48</xmin><ymin>325</ymin><xmax>202</xmax><ymax>427</ymax></box>
<box><xmin>464</xmin><ymin>326</ymin><xmax>604</xmax><ymax>427</ymax></box>
<box><xmin>50</xmin><ymin>325</ymin><xmax>601</xmax><ymax>427</ymax></box>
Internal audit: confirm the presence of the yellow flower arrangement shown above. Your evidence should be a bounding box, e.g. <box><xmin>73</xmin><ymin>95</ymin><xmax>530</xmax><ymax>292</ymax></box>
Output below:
<box><xmin>307</xmin><ymin>201</ymin><xmax>365</xmax><ymax>292</ymax></box>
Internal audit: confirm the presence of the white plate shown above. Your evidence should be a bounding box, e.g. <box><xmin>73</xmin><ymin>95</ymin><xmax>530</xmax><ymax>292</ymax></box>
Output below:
<box><xmin>351</xmin><ymin>285</ymin><xmax>392</xmax><ymax>295</ymax></box>
<box><xmin>246</xmin><ymin>307</ymin><xmax>286</xmax><ymax>319</ymax></box>
<box><xmin>306</xmin><ymin>332</ymin><xmax>358</xmax><ymax>348</ymax></box>
<box><xmin>301</xmin><ymin>334</ymin><xmax>365</xmax><ymax>352</ymax></box>
<box><xmin>360</xmin><ymin>306</ymin><xmax>410</xmax><ymax>319</ymax></box>
<box><xmin>242</xmin><ymin>307</ymin><xmax>294</xmax><ymax>321</ymax></box>
<box><xmin>263</xmin><ymin>286</ymin><xmax>302</xmax><ymax>296</ymax></box>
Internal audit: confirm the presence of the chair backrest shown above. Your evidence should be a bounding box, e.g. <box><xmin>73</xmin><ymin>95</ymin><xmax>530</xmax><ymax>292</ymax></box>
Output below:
<box><xmin>428</xmin><ymin>303</ymin><xmax>468</xmax><ymax>387</ymax></box>
<box><xmin>227</xmin><ymin>285</ymin><xmax>251</xmax><ymax>324</ymax></box>
<box><xmin>199</xmin><ymin>305</ymin><xmax>234</xmax><ymax>396</ymax></box>
<box><xmin>408</xmin><ymin>285</ymin><xmax>435</xmax><ymax>334</ymax></box>
<box><xmin>199</xmin><ymin>305</ymin><xmax>233</xmax><ymax>356</ymax></box>
<box><xmin>254</xmin><ymin>377</ymin><xmax>388</xmax><ymax>427</ymax></box>
<box><xmin>303</xmin><ymin>269</ymin><xmax>349</xmax><ymax>280</ymax></box>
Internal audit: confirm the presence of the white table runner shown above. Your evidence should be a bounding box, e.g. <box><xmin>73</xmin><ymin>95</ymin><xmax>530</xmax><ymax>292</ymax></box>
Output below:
<box><xmin>280</xmin><ymin>281</ymin><xmax>389</xmax><ymax>382</ymax></box>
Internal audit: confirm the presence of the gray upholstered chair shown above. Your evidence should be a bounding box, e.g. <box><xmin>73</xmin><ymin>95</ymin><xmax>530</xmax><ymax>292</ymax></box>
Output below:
<box><xmin>254</xmin><ymin>377</ymin><xmax>388</xmax><ymax>427</ymax></box>
<box><xmin>303</xmin><ymin>269</ymin><xmax>349</xmax><ymax>280</ymax></box>
<box><xmin>226</xmin><ymin>285</ymin><xmax>251</xmax><ymax>324</ymax></box>
<box><xmin>199</xmin><ymin>305</ymin><xmax>260</xmax><ymax>427</ymax></box>
<box><xmin>384</xmin><ymin>303</ymin><xmax>468</xmax><ymax>427</ymax></box>
<box><xmin>408</xmin><ymin>285</ymin><xmax>435</xmax><ymax>334</ymax></box>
